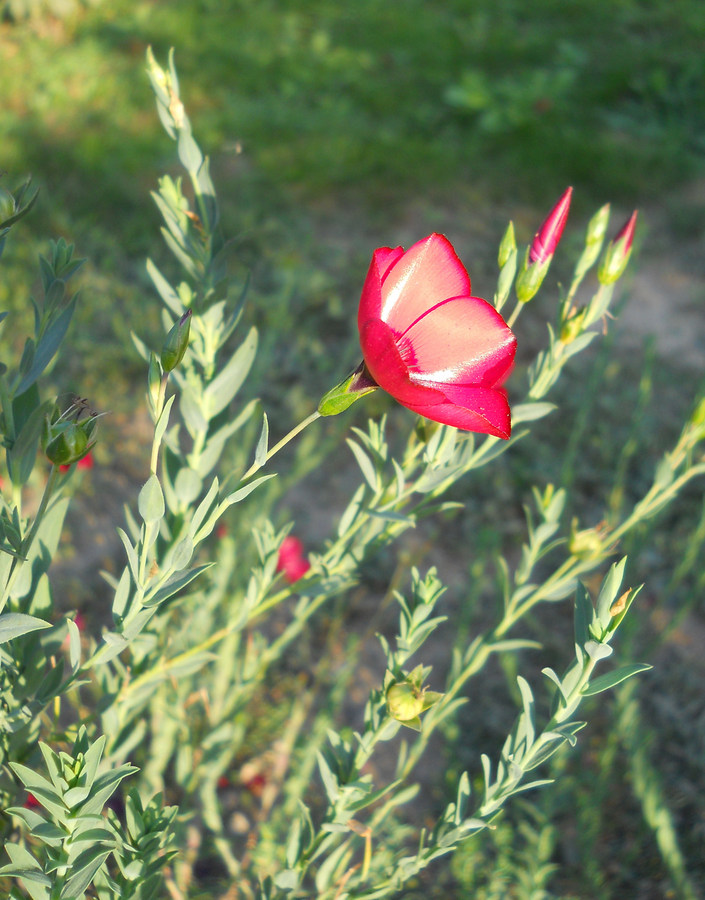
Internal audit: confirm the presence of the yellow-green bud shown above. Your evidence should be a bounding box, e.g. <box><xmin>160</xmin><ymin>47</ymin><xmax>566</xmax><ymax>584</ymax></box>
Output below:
<box><xmin>0</xmin><ymin>186</ymin><xmax>15</xmax><ymax>223</ymax></box>
<box><xmin>386</xmin><ymin>682</ymin><xmax>425</xmax><ymax>722</ymax></box>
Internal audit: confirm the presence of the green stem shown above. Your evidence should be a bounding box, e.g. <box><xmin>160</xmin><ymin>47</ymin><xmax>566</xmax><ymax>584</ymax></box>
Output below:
<box><xmin>1</xmin><ymin>464</ymin><xmax>60</xmax><ymax>608</ymax></box>
<box><xmin>149</xmin><ymin>374</ymin><xmax>168</xmax><ymax>475</ymax></box>
<box><xmin>241</xmin><ymin>409</ymin><xmax>322</xmax><ymax>481</ymax></box>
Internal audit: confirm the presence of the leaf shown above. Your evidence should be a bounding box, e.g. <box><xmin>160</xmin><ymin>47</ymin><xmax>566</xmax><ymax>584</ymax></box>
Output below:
<box><xmin>138</xmin><ymin>474</ymin><xmax>165</xmax><ymax>523</ymax></box>
<box><xmin>347</xmin><ymin>438</ymin><xmax>377</xmax><ymax>490</ymax></box>
<box><xmin>66</xmin><ymin>618</ymin><xmax>81</xmax><ymax>672</ymax></box>
<box><xmin>60</xmin><ymin>849</ymin><xmax>111</xmax><ymax>899</ymax></box>
<box><xmin>0</xmin><ymin>613</ymin><xmax>51</xmax><ymax>644</ymax></box>
<box><xmin>203</xmin><ymin>327</ymin><xmax>258</xmax><ymax>417</ymax></box>
<box><xmin>16</xmin><ymin>297</ymin><xmax>77</xmax><ymax>395</ymax></box>
<box><xmin>255</xmin><ymin>413</ymin><xmax>269</xmax><ymax>468</ymax></box>
<box><xmin>142</xmin><ymin>563</ymin><xmax>212</xmax><ymax>608</ymax></box>
<box><xmin>581</xmin><ymin>663</ymin><xmax>652</xmax><ymax>696</ymax></box>
<box><xmin>511</xmin><ymin>402</ymin><xmax>556</xmax><ymax>424</ymax></box>
<box><xmin>177</xmin><ymin>130</ymin><xmax>204</xmax><ymax>172</ymax></box>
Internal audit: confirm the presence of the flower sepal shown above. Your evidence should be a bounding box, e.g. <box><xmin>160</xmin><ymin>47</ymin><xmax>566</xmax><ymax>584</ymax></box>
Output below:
<box><xmin>318</xmin><ymin>363</ymin><xmax>377</xmax><ymax>417</ymax></box>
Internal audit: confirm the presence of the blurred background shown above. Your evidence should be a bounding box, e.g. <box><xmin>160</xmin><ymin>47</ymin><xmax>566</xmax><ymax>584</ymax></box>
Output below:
<box><xmin>2</xmin><ymin>1</ymin><xmax>705</xmax><ymax>897</ymax></box>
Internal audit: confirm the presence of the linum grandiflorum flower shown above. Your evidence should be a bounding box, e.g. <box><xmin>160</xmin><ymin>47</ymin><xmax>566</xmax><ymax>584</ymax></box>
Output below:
<box><xmin>319</xmin><ymin>233</ymin><xmax>516</xmax><ymax>438</ymax></box>
<box><xmin>516</xmin><ymin>186</ymin><xmax>572</xmax><ymax>303</ymax></box>
<box><xmin>276</xmin><ymin>536</ymin><xmax>310</xmax><ymax>583</ymax></box>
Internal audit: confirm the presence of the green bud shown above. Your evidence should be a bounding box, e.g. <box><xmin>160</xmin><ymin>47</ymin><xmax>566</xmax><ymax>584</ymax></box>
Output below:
<box><xmin>586</xmin><ymin>203</ymin><xmax>611</xmax><ymax>246</ymax></box>
<box><xmin>386</xmin><ymin>682</ymin><xmax>425</xmax><ymax>722</ymax></box>
<box><xmin>44</xmin><ymin>422</ymin><xmax>89</xmax><ymax>466</ymax></box>
<box><xmin>318</xmin><ymin>364</ymin><xmax>377</xmax><ymax>416</ymax></box>
<box><xmin>161</xmin><ymin>309</ymin><xmax>192</xmax><ymax>373</ymax></box>
<box><xmin>498</xmin><ymin>221</ymin><xmax>516</xmax><ymax>268</ymax></box>
<box><xmin>515</xmin><ymin>251</ymin><xmax>551</xmax><ymax>304</ymax></box>
<box><xmin>0</xmin><ymin>186</ymin><xmax>15</xmax><ymax>223</ymax></box>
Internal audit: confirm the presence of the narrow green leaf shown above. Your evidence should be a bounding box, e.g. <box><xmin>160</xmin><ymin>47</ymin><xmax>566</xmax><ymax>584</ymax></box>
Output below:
<box><xmin>0</xmin><ymin>613</ymin><xmax>51</xmax><ymax>644</ymax></box>
<box><xmin>581</xmin><ymin>663</ymin><xmax>652</xmax><ymax>696</ymax></box>
<box><xmin>255</xmin><ymin>414</ymin><xmax>269</xmax><ymax>468</ymax></box>
<box><xmin>142</xmin><ymin>563</ymin><xmax>212</xmax><ymax>608</ymax></box>
<box><xmin>203</xmin><ymin>326</ymin><xmax>258</xmax><ymax>417</ymax></box>
<box><xmin>138</xmin><ymin>474</ymin><xmax>165</xmax><ymax>523</ymax></box>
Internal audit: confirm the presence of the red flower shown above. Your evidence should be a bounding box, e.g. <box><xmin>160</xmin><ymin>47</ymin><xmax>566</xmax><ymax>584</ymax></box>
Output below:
<box><xmin>357</xmin><ymin>234</ymin><xmax>516</xmax><ymax>438</ymax></box>
<box><xmin>276</xmin><ymin>536</ymin><xmax>311</xmax><ymax>584</ymax></box>
<box><xmin>529</xmin><ymin>187</ymin><xmax>572</xmax><ymax>265</ymax></box>
<box><xmin>60</xmin><ymin>451</ymin><xmax>94</xmax><ymax>474</ymax></box>
<box><xmin>24</xmin><ymin>793</ymin><xmax>40</xmax><ymax>808</ymax></box>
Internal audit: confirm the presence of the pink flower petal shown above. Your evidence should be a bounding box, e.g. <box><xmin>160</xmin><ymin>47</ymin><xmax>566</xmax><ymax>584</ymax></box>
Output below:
<box><xmin>400</xmin><ymin>296</ymin><xmax>516</xmax><ymax>387</ymax></box>
<box><xmin>358</xmin><ymin>246</ymin><xmax>404</xmax><ymax>330</ymax></box>
<box><xmin>380</xmin><ymin>234</ymin><xmax>472</xmax><ymax>333</ymax></box>
<box><xmin>359</xmin><ymin>318</ymin><xmax>445</xmax><ymax>406</ymax></box>
<box><xmin>404</xmin><ymin>385</ymin><xmax>512</xmax><ymax>438</ymax></box>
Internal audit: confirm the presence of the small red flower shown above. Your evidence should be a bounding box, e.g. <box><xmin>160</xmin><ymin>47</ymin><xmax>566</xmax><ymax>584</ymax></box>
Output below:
<box><xmin>357</xmin><ymin>234</ymin><xmax>516</xmax><ymax>438</ymax></box>
<box><xmin>216</xmin><ymin>523</ymin><xmax>228</xmax><ymax>540</ymax></box>
<box><xmin>529</xmin><ymin>186</ymin><xmax>573</xmax><ymax>265</ymax></box>
<box><xmin>276</xmin><ymin>536</ymin><xmax>311</xmax><ymax>584</ymax></box>
<box><xmin>60</xmin><ymin>451</ymin><xmax>94</xmax><ymax>474</ymax></box>
<box><xmin>24</xmin><ymin>793</ymin><xmax>40</xmax><ymax>808</ymax></box>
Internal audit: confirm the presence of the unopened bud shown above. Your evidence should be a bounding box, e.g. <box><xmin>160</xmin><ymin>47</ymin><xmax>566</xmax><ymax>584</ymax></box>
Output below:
<box><xmin>45</xmin><ymin>422</ymin><xmax>91</xmax><ymax>467</ymax></box>
<box><xmin>0</xmin><ymin>186</ymin><xmax>15</xmax><ymax>223</ymax></box>
<box><xmin>498</xmin><ymin>221</ymin><xmax>516</xmax><ymax>268</ymax></box>
<box><xmin>318</xmin><ymin>362</ymin><xmax>377</xmax><ymax>416</ymax></box>
<box><xmin>386</xmin><ymin>682</ymin><xmax>425</xmax><ymax>722</ymax></box>
<box><xmin>515</xmin><ymin>251</ymin><xmax>551</xmax><ymax>303</ymax></box>
<box><xmin>529</xmin><ymin>186</ymin><xmax>572</xmax><ymax>265</ymax></box>
<box><xmin>598</xmin><ymin>211</ymin><xmax>638</xmax><ymax>285</ymax></box>
<box><xmin>161</xmin><ymin>309</ymin><xmax>192</xmax><ymax>372</ymax></box>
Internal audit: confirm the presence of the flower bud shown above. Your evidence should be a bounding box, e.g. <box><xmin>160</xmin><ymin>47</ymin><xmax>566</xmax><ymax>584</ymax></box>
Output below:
<box><xmin>161</xmin><ymin>309</ymin><xmax>192</xmax><ymax>373</ymax></box>
<box><xmin>515</xmin><ymin>251</ymin><xmax>551</xmax><ymax>303</ymax></box>
<box><xmin>45</xmin><ymin>422</ymin><xmax>89</xmax><ymax>467</ymax></box>
<box><xmin>529</xmin><ymin>186</ymin><xmax>572</xmax><ymax>265</ymax></box>
<box><xmin>0</xmin><ymin>185</ymin><xmax>15</xmax><ymax>223</ymax></box>
<box><xmin>598</xmin><ymin>211</ymin><xmax>638</xmax><ymax>285</ymax></box>
<box><xmin>498</xmin><ymin>221</ymin><xmax>516</xmax><ymax>268</ymax></box>
<box><xmin>586</xmin><ymin>203</ymin><xmax>611</xmax><ymax>247</ymax></box>
<box><xmin>386</xmin><ymin>682</ymin><xmax>425</xmax><ymax>722</ymax></box>
<box><xmin>318</xmin><ymin>363</ymin><xmax>377</xmax><ymax>416</ymax></box>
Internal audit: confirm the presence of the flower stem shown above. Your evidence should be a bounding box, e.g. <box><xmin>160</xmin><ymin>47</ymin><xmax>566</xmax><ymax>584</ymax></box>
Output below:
<box><xmin>241</xmin><ymin>409</ymin><xmax>322</xmax><ymax>481</ymax></box>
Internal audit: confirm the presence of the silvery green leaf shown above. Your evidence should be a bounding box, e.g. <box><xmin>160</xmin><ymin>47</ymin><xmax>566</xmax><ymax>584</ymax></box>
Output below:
<box><xmin>203</xmin><ymin>326</ymin><xmax>258</xmax><ymax>418</ymax></box>
<box><xmin>138</xmin><ymin>475</ymin><xmax>165</xmax><ymax>523</ymax></box>
<box><xmin>66</xmin><ymin>618</ymin><xmax>81</xmax><ymax>672</ymax></box>
<box><xmin>584</xmin><ymin>639</ymin><xmax>613</xmax><ymax>661</ymax></box>
<box><xmin>112</xmin><ymin>568</ymin><xmax>132</xmax><ymax>620</ymax></box>
<box><xmin>347</xmin><ymin>438</ymin><xmax>377</xmax><ymax>490</ymax></box>
<box><xmin>581</xmin><ymin>663</ymin><xmax>651</xmax><ymax>696</ymax></box>
<box><xmin>255</xmin><ymin>414</ymin><xmax>269</xmax><ymax>468</ymax></box>
<box><xmin>223</xmin><ymin>473</ymin><xmax>277</xmax><ymax>509</ymax></box>
<box><xmin>0</xmin><ymin>613</ymin><xmax>51</xmax><ymax>644</ymax></box>
<box><xmin>60</xmin><ymin>848</ymin><xmax>111</xmax><ymax>899</ymax></box>
<box><xmin>194</xmin><ymin>399</ymin><xmax>257</xmax><ymax>478</ymax></box>
<box><xmin>174</xmin><ymin>467</ymin><xmax>202</xmax><ymax>506</ymax></box>
<box><xmin>117</xmin><ymin>529</ymin><xmax>140</xmax><ymax>584</ymax></box>
<box><xmin>142</xmin><ymin>563</ymin><xmax>212</xmax><ymax>608</ymax></box>
<box><xmin>177</xmin><ymin>129</ymin><xmax>203</xmax><ymax>172</ymax></box>
<box><xmin>154</xmin><ymin>394</ymin><xmax>176</xmax><ymax>449</ymax></box>
<box><xmin>146</xmin><ymin>258</ymin><xmax>182</xmax><ymax>315</ymax></box>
